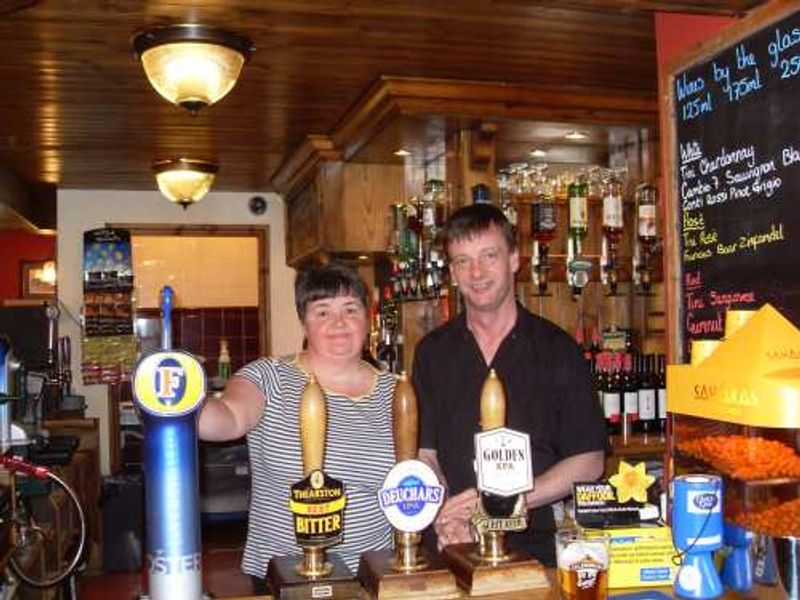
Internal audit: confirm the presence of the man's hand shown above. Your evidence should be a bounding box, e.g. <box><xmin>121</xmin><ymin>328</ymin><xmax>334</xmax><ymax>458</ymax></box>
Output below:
<box><xmin>434</xmin><ymin>488</ymin><xmax>478</xmax><ymax>550</ymax></box>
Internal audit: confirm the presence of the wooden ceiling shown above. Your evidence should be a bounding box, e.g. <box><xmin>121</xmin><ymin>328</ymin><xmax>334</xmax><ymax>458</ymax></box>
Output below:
<box><xmin>0</xmin><ymin>0</ymin><xmax>763</xmax><ymax>198</ymax></box>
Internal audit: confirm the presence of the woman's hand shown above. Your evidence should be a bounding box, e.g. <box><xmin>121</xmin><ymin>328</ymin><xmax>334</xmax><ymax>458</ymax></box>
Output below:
<box><xmin>434</xmin><ymin>488</ymin><xmax>478</xmax><ymax>550</ymax></box>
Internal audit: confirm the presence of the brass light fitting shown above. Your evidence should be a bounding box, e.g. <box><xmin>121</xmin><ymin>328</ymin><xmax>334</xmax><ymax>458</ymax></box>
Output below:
<box><xmin>152</xmin><ymin>158</ymin><xmax>219</xmax><ymax>209</ymax></box>
<box><xmin>133</xmin><ymin>24</ymin><xmax>254</xmax><ymax>113</ymax></box>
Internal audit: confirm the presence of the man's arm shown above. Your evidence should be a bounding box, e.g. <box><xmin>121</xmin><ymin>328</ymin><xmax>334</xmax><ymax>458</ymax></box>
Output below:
<box><xmin>523</xmin><ymin>450</ymin><xmax>604</xmax><ymax>509</ymax></box>
<box><xmin>198</xmin><ymin>376</ymin><xmax>266</xmax><ymax>441</ymax></box>
<box><xmin>419</xmin><ymin>448</ymin><xmax>476</xmax><ymax>548</ymax></box>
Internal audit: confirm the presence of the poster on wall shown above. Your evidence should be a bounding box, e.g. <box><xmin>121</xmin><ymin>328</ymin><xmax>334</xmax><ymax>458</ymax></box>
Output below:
<box><xmin>81</xmin><ymin>228</ymin><xmax>136</xmax><ymax>385</ymax></box>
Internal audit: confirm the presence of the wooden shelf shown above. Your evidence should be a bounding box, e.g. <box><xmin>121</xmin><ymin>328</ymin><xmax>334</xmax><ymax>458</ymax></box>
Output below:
<box><xmin>605</xmin><ymin>432</ymin><xmax>665</xmax><ymax>476</ymax></box>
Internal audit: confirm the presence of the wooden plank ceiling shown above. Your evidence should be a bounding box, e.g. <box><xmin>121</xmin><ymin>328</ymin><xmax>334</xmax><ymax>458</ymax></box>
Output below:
<box><xmin>0</xmin><ymin>0</ymin><xmax>763</xmax><ymax>196</ymax></box>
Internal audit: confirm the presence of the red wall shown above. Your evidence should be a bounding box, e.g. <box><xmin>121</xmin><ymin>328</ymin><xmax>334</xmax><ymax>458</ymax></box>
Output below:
<box><xmin>654</xmin><ymin>12</ymin><xmax>737</xmax><ymax>359</ymax></box>
<box><xmin>654</xmin><ymin>12</ymin><xmax>736</xmax><ymax>67</ymax></box>
<box><xmin>0</xmin><ymin>231</ymin><xmax>56</xmax><ymax>301</ymax></box>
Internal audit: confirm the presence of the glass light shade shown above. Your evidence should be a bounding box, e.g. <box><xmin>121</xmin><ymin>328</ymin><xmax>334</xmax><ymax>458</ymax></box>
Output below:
<box><xmin>141</xmin><ymin>42</ymin><xmax>245</xmax><ymax>111</ymax></box>
<box><xmin>153</xmin><ymin>159</ymin><xmax>218</xmax><ymax>209</ymax></box>
<box><xmin>133</xmin><ymin>25</ymin><xmax>254</xmax><ymax>113</ymax></box>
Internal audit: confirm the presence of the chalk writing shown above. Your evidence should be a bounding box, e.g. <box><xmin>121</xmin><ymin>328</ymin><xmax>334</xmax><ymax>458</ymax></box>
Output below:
<box><xmin>675</xmin><ymin>8</ymin><xmax>800</xmax><ymax>356</ymax></box>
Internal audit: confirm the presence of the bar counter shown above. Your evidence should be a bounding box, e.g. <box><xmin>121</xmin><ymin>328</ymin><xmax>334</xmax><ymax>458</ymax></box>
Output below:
<box><xmin>224</xmin><ymin>569</ymin><xmax>788</xmax><ymax>599</ymax></box>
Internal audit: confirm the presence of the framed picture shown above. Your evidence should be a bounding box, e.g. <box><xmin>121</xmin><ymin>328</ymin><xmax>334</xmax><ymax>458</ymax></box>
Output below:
<box><xmin>20</xmin><ymin>260</ymin><xmax>56</xmax><ymax>299</ymax></box>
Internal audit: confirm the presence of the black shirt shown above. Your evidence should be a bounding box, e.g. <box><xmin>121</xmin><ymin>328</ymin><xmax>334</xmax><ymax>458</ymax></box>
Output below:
<box><xmin>412</xmin><ymin>305</ymin><xmax>606</xmax><ymax>566</ymax></box>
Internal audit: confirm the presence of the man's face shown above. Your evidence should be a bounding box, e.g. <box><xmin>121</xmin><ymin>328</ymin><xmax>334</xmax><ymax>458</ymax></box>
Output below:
<box><xmin>447</xmin><ymin>224</ymin><xmax>519</xmax><ymax>314</ymax></box>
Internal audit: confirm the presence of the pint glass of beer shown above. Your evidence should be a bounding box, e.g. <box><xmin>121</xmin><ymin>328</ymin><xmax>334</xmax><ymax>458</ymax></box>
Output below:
<box><xmin>555</xmin><ymin>528</ymin><xmax>609</xmax><ymax>600</ymax></box>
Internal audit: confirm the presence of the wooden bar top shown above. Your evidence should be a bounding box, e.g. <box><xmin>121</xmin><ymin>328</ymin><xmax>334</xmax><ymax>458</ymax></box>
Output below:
<box><xmin>222</xmin><ymin>569</ymin><xmax>788</xmax><ymax>599</ymax></box>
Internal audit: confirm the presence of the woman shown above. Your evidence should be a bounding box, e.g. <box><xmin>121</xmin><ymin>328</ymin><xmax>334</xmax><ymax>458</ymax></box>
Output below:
<box><xmin>198</xmin><ymin>261</ymin><xmax>395</xmax><ymax>592</ymax></box>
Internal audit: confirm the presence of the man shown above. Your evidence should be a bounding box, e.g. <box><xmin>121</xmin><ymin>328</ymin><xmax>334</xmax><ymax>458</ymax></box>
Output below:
<box><xmin>412</xmin><ymin>203</ymin><xmax>606</xmax><ymax>567</ymax></box>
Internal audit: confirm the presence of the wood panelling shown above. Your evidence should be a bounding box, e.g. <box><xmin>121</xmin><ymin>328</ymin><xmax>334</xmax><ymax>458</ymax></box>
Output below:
<box><xmin>0</xmin><ymin>0</ymin><xmax>764</xmax><ymax>196</ymax></box>
<box><xmin>285</xmin><ymin>161</ymin><xmax>406</xmax><ymax>264</ymax></box>
<box><xmin>286</xmin><ymin>183</ymin><xmax>323</xmax><ymax>265</ymax></box>
<box><xmin>334</xmin><ymin>163</ymin><xmax>405</xmax><ymax>251</ymax></box>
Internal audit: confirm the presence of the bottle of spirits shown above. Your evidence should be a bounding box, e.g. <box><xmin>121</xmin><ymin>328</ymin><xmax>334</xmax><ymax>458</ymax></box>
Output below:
<box><xmin>601</xmin><ymin>173</ymin><xmax>624</xmax><ymax>294</ymax></box>
<box><xmin>531</xmin><ymin>189</ymin><xmax>558</xmax><ymax>295</ymax></box>
<box><xmin>568</xmin><ymin>173</ymin><xmax>589</xmax><ymax>250</ymax></box>
<box><xmin>567</xmin><ymin>173</ymin><xmax>591</xmax><ymax>297</ymax></box>
<box><xmin>376</xmin><ymin>329</ymin><xmax>398</xmax><ymax>374</ymax></box>
<box><xmin>602</xmin><ymin>174</ymin><xmax>624</xmax><ymax>242</ymax></box>
<box><xmin>532</xmin><ymin>190</ymin><xmax>557</xmax><ymax>244</ymax></box>
<box><xmin>636</xmin><ymin>182</ymin><xmax>658</xmax><ymax>249</ymax></box>
<box><xmin>217</xmin><ymin>339</ymin><xmax>232</xmax><ymax>385</ymax></box>
<box><xmin>637</xmin><ymin>354</ymin><xmax>658</xmax><ymax>435</ymax></box>
<box><xmin>421</xmin><ymin>179</ymin><xmax>447</xmax><ymax>245</ymax></box>
<box><xmin>635</xmin><ymin>182</ymin><xmax>658</xmax><ymax>294</ymax></box>
<box><xmin>602</xmin><ymin>354</ymin><xmax>622</xmax><ymax>436</ymax></box>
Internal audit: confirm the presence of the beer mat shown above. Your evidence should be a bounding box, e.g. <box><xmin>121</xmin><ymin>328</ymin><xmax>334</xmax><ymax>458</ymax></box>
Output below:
<box><xmin>609</xmin><ymin>592</ymin><xmax>671</xmax><ymax>599</ymax></box>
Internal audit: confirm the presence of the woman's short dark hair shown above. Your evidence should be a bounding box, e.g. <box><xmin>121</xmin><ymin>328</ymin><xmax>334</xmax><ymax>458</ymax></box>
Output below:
<box><xmin>444</xmin><ymin>204</ymin><xmax>517</xmax><ymax>252</ymax></box>
<box><xmin>294</xmin><ymin>260</ymin><xmax>368</xmax><ymax>320</ymax></box>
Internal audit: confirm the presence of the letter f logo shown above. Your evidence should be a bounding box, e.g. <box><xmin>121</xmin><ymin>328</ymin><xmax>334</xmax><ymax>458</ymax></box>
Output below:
<box><xmin>155</xmin><ymin>363</ymin><xmax>185</xmax><ymax>406</ymax></box>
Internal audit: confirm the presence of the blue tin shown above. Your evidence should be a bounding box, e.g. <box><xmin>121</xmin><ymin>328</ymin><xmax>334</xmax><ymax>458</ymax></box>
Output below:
<box><xmin>672</xmin><ymin>474</ymin><xmax>723</xmax><ymax>552</ymax></box>
<box><xmin>671</xmin><ymin>474</ymin><xmax>724</xmax><ymax>599</ymax></box>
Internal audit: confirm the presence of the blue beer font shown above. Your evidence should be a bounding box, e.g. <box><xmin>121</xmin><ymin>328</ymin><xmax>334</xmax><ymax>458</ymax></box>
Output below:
<box><xmin>133</xmin><ymin>286</ymin><xmax>206</xmax><ymax>600</ymax></box>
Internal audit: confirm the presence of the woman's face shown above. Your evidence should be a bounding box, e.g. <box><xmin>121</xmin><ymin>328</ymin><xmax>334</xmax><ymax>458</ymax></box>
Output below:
<box><xmin>302</xmin><ymin>294</ymin><xmax>368</xmax><ymax>362</ymax></box>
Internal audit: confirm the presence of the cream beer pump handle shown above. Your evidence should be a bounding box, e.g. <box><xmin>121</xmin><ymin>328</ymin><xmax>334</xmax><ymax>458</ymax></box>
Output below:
<box><xmin>393</xmin><ymin>371</ymin><xmax>418</xmax><ymax>462</ymax></box>
<box><xmin>480</xmin><ymin>369</ymin><xmax>506</xmax><ymax>431</ymax></box>
<box><xmin>300</xmin><ymin>374</ymin><xmax>327</xmax><ymax>476</ymax></box>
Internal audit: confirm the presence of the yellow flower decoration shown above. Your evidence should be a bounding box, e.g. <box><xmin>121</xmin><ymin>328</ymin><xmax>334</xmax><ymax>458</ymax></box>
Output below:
<box><xmin>609</xmin><ymin>461</ymin><xmax>655</xmax><ymax>504</ymax></box>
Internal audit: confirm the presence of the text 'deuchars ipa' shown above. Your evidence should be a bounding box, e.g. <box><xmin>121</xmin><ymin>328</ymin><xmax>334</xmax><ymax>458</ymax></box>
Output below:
<box><xmin>357</xmin><ymin>371</ymin><xmax>460</xmax><ymax>599</ymax></box>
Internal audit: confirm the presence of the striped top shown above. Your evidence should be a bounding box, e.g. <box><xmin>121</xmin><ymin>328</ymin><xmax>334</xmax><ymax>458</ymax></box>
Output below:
<box><xmin>236</xmin><ymin>355</ymin><xmax>396</xmax><ymax>576</ymax></box>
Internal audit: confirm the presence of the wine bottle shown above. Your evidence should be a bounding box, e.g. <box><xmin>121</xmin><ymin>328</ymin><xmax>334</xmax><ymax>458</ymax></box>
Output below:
<box><xmin>602</xmin><ymin>354</ymin><xmax>622</xmax><ymax>436</ymax></box>
<box><xmin>656</xmin><ymin>354</ymin><xmax>667</xmax><ymax>434</ymax></box>
<box><xmin>622</xmin><ymin>354</ymin><xmax>639</xmax><ymax>435</ymax></box>
<box><xmin>637</xmin><ymin>354</ymin><xmax>658</xmax><ymax>435</ymax></box>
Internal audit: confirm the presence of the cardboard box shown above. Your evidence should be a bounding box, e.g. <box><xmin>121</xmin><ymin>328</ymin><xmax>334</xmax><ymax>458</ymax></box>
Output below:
<box><xmin>597</xmin><ymin>525</ymin><xmax>677</xmax><ymax>588</ymax></box>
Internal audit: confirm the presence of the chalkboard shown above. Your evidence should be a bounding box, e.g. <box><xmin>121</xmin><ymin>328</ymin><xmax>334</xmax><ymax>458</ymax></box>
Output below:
<box><xmin>668</xmin><ymin>3</ymin><xmax>800</xmax><ymax>359</ymax></box>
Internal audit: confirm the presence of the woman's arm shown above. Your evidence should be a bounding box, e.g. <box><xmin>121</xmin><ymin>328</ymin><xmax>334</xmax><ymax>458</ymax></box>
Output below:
<box><xmin>198</xmin><ymin>376</ymin><xmax>266</xmax><ymax>441</ymax></box>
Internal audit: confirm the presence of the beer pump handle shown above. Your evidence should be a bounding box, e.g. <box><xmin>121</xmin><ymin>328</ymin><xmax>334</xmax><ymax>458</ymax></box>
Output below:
<box><xmin>300</xmin><ymin>374</ymin><xmax>326</xmax><ymax>476</ymax></box>
<box><xmin>393</xmin><ymin>371</ymin><xmax>418</xmax><ymax>462</ymax></box>
<box><xmin>480</xmin><ymin>369</ymin><xmax>506</xmax><ymax>431</ymax></box>
<box><xmin>160</xmin><ymin>285</ymin><xmax>175</xmax><ymax>351</ymax></box>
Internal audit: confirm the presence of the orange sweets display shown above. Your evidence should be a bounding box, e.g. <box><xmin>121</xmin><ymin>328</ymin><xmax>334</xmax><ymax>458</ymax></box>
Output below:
<box><xmin>678</xmin><ymin>435</ymin><xmax>800</xmax><ymax>481</ymax></box>
<box><xmin>727</xmin><ymin>496</ymin><xmax>800</xmax><ymax>538</ymax></box>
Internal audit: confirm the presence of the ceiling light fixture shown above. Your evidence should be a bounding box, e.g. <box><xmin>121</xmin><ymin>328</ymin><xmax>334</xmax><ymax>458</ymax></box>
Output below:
<box><xmin>529</xmin><ymin>148</ymin><xmax>547</xmax><ymax>158</ymax></box>
<box><xmin>153</xmin><ymin>158</ymin><xmax>219</xmax><ymax>209</ymax></box>
<box><xmin>564</xmin><ymin>130</ymin><xmax>589</xmax><ymax>141</ymax></box>
<box><xmin>393</xmin><ymin>149</ymin><xmax>411</xmax><ymax>157</ymax></box>
<box><xmin>133</xmin><ymin>24</ymin><xmax>255</xmax><ymax>113</ymax></box>
<box><xmin>38</xmin><ymin>261</ymin><xmax>57</xmax><ymax>286</ymax></box>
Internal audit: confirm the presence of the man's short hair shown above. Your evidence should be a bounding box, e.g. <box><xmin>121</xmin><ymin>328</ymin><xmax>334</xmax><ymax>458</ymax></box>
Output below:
<box><xmin>444</xmin><ymin>204</ymin><xmax>517</xmax><ymax>252</ymax></box>
<box><xmin>294</xmin><ymin>260</ymin><xmax>368</xmax><ymax>320</ymax></box>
